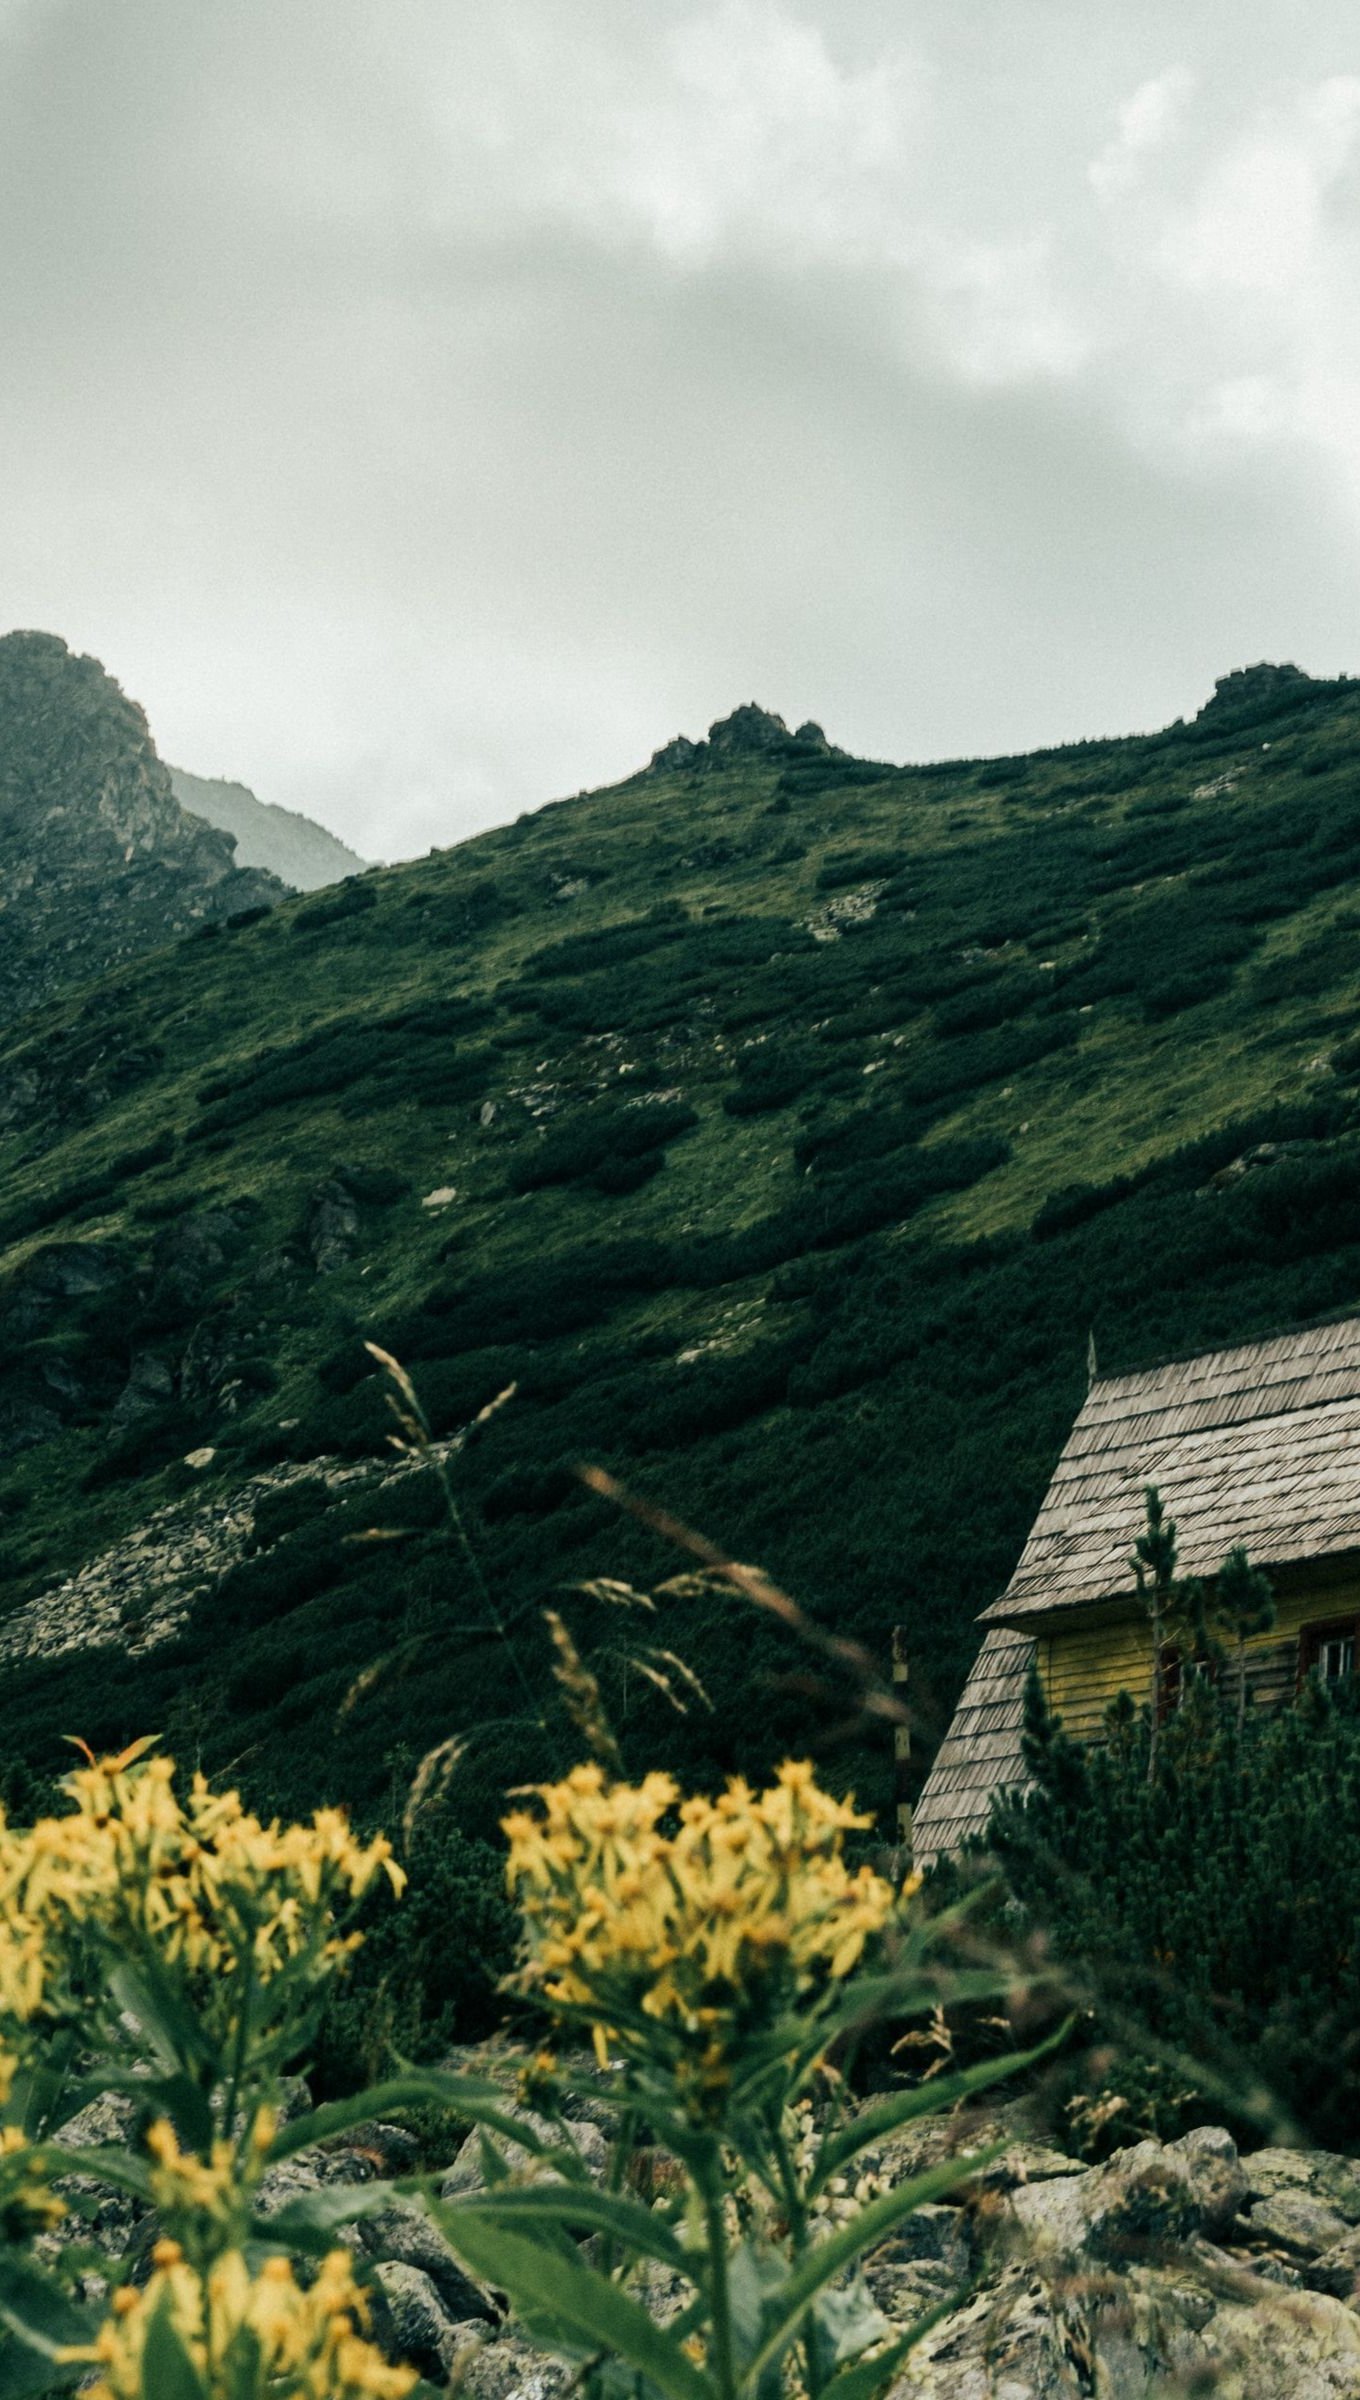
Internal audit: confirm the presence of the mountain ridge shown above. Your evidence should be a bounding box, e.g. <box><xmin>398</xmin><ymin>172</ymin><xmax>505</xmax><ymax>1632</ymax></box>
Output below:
<box><xmin>0</xmin><ymin>631</ymin><xmax>289</xmax><ymax>1028</ymax></box>
<box><xmin>3</xmin><ymin>655</ymin><xmax>1360</xmax><ymax>1840</ymax></box>
<box><xmin>169</xmin><ymin>765</ymin><xmax>367</xmax><ymax>892</ymax></box>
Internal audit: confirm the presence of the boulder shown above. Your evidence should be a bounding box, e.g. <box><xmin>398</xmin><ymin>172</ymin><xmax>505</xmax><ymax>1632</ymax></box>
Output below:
<box><xmin>1249</xmin><ymin>2189</ymin><xmax>1354</xmax><ymax>2260</ymax></box>
<box><xmin>307</xmin><ymin>1177</ymin><xmax>361</xmax><ymax>1273</ymax></box>
<box><xmin>451</xmin><ymin>2328</ymin><xmax>572</xmax><ymax>2400</ymax></box>
<box><xmin>1005</xmin><ymin>2125</ymin><xmax>1247</xmax><ymax>2263</ymax></box>
<box><xmin>893</xmin><ymin>2253</ymin><xmax>1360</xmax><ymax>2399</ymax></box>
<box><xmin>345</xmin><ymin>2193</ymin><xmax>493</xmax><ymax>2323</ymax></box>
<box><xmin>371</xmin><ymin>2261</ymin><xmax>469</xmax><ymax>2383</ymax></box>
<box><xmin>440</xmin><ymin>2111</ymin><xmax>608</xmax><ymax>2200</ymax></box>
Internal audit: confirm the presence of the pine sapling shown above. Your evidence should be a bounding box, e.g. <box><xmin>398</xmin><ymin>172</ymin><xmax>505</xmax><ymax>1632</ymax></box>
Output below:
<box><xmin>1211</xmin><ymin>1544</ymin><xmax>1276</xmax><ymax>1729</ymax></box>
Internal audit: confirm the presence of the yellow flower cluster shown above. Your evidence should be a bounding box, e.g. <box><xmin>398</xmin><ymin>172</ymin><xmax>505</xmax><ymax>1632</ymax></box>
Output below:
<box><xmin>81</xmin><ymin>2244</ymin><xmax>415</xmax><ymax>2400</ymax></box>
<box><xmin>142</xmin><ymin>2110</ymin><xmax>276</xmax><ymax>2260</ymax></box>
<box><xmin>0</xmin><ymin>2123</ymin><xmax>65</xmax><ymax>2239</ymax></box>
<box><xmin>503</xmin><ymin>1761</ymin><xmax>895</xmax><ymax>2084</ymax></box>
<box><xmin>0</xmin><ymin>1741</ymin><xmax>403</xmax><ymax>2032</ymax></box>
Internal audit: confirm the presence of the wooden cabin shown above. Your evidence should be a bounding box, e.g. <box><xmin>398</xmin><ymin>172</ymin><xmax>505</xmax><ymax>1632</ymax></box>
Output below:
<box><xmin>912</xmin><ymin>1315</ymin><xmax>1360</xmax><ymax>1865</ymax></box>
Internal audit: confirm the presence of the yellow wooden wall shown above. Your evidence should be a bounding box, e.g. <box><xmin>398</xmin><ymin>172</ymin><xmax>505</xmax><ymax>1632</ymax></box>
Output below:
<box><xmin>1038</xmin><ymin>1579</ymin><xmax>1360</xmax><ymax>1743</ymax></box>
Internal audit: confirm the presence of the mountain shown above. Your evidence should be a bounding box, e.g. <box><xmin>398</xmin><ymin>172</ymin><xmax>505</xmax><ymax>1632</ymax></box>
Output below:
<box><xmin>169</xmin><ymin>766</ymin><xmax>366</xmax><ymax>891</ymax></box>
<box><xmin>0</xmin><ymin>632</ymin><xmax>289</xmax><ymax>1027</ymax></box>
<box><xmin>3</xmin><ymin>665</ymin><xmax>1360</xmax><ymax>1841</ymax></box>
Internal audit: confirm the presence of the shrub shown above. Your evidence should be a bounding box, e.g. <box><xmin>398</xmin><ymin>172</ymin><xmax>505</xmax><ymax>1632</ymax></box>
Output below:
<box><xmin>290</xmin><ymin>876</ymin><xmax>378</xmax><ymax>931</ymax></box>
<box><xmin>506</xmin><ymin>1101</ymin><xmax>697</xmax><ymax>1194</ymax></box>
<box><xmin>990</xmin><ymin>1670</ymin><xmax>1360</xmax><ymax>2146</ymax></box>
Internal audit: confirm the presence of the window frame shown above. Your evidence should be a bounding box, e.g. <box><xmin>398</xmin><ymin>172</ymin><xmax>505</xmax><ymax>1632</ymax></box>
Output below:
<box><xmin>1298</xmin><ymin>1614</ymin><xmax>1360</xmax><ymax>1692</ymax></box>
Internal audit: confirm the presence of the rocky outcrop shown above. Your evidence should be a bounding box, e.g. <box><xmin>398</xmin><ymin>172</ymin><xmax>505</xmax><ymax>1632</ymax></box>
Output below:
<box><xmin>646</xmin><ymin>705</ymin><xmax>834</xmax><ymax>776</ymax></box>
<box><xmin>35</xmin><ymin>2052</ymin><xmax>1360</xmax><ymax>2398</ymax></box>
<box><xmin>0</xmin><ymin>631</ymin><xmax>289</xmax><ymax>1025</ymax></box>
<box><xmin>0</xmin><ymin>1429</ymin><xmax>467</xmax><ymax>1668</ymax></box>
<box><xmin>410</xmin><ymin>2105</ymin><xmax>1360</xmax><ymax>2400</ymax></box>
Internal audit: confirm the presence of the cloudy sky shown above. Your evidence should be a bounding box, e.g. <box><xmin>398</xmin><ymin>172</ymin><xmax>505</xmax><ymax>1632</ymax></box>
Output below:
<box><xmin>3</xmin><ymin>1</ymin><xmax>1360</xmax><ymax>858</ymax></box>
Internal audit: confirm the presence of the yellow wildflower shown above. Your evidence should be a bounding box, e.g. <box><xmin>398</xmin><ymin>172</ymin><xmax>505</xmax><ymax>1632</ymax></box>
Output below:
<box><xmin>78</xmin><ymin>2248</ymin><xmax>415</xmax><ymax>2400</ymax></box>
<box><xmin>0</xmin><ymin>1746</ymin><xmax>403</xmax><ymax>2048</ymax></box>
<box><xmin>503</xmin><ymin>1761</ymin><xmax>897</xmax><ymax>2112</ymax></box>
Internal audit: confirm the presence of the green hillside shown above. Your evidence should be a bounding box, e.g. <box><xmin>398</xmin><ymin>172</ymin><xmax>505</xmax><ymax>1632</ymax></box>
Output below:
<box><xmin>5</xmin><ymin>667</ymin><xmax>1360</xmax><ymax>1842</ymax></box>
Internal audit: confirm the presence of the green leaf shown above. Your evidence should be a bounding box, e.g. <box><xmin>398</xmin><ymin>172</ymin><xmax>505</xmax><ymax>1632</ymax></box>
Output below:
<box><xmin>435</xmin><ymin>2183</ymin><xmax>691</xmax><ymax>2273</ymax></box>
<box><xmin>249</xmin><ymin>2180</ymin><xmax>399</xmax><ymax>2250</ymax></box>
<box><xmin>106</xmin><ymin>1957</ymin><xmax>217</xmax><ymax>2081</ymax></box>
<box><xmin>810</xmin><ymin>2277</ymin><xmax>892</xmax><ymax>2370</ymax></box>
<box><xmin>36</xmin><ymin>2144</ymin><xmax>154</xmax><ymax>2204</ymax></box>
<box><xmin>140</xmin><ymin>2293</ymin><xmax>207</xmax><ymax>2400</ymax></box>
<box><xmin>816</xmin><ymin>2323</ymin><xmax>940</xmax><ymax>2400</ymax></box>
<box><xmin>808</xmin><ymin>2022</ymin><xmax>1072</xmax><ymax>2196</ymax></box>
<box><xmin>266</xmin><ymin>2071</ymin><xmax>536</xmax><ymax>2165</ymax></box>
<box><xmin>747</xmin><ymin>2145</ymin><xmax>1005</xmax><ymax>2383</ymax></box>
<box><xmin>0</xmin><ymin>2335</ymin><xmax>83</xmax><ymax>2398</ymax></box>
<box><xmin>440</xmin><ymin>2215</ymin><xmax>710</xmax><ymax>2400</ymax></box>
<box><xmin>0</xmin><ymin>2258</ymin><xmax>98</xmax><ymax>2362</ymax></box>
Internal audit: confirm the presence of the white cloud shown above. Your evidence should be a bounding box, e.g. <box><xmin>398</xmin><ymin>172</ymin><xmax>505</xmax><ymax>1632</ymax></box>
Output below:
<box><xmin>6</xmin><ymin>4</ymin><xmax>1360</xmax><ymax>852</ymax></box>
<box><xmin>1089</xmin><ymin>67</ymin><xmax>1195</xmax><ymax>202</ymax></box>
<box><xmin>1161</xmin><ymin>80</ymin><xmax>1360</xmax><ymax>292</ymax></box>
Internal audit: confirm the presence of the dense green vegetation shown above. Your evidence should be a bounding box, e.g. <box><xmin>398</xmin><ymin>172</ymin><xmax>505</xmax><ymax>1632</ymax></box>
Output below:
<box><xmin>6</xmin><ymin>658</ymin><xmax>1360</xmax><ymax>1945</ymax></box>
<box><xmin>989</xmin><ymin>1668</ymin><xmax>1360</xmax><ymax>2151</ymax></box>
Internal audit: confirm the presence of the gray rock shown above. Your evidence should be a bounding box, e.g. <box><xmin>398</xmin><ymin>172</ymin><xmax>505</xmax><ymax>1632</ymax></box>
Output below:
<box><xmin>308</xmin><ymin>1177</ymin><xmax>361</xmax><ymax>1274</ymax></box>
<box><xmin>872</xmin><ymin>2202</ymin><xmax>971</xmax><ymax>2278</ymax></box>
<box><xmin>346</xmin><ymin>2194</ymin><xmax>493</xmax><ymax>2322</ymax></box>
<box><xmin>1247</xmin><ymin>2146</ymin><xmax>1360</xmax><ymax>2225</ymax></box>
<box><xmin>1249</xmin><ymin>2190</ymin><xmax>1354</xmax><ymax>2259</ymax></box>
<box><xmin>1005</xmin><ymin>2128</ymin><xmax>1248</xmax><ymax>2265</ymax></box>
<box><xmin>452</xmin><ymin>2328</ymin><xmax>572</xmax><ymax>2400</ymax></box>
<box><xmin>441</xmin><ymin>2112</ymin><xmax>608</xmax><ymax>2200</ymax></box>
<box><xmin>894</xmin><ymin>2253</ymin><xmax>1360</xmax><ymax>2399</ymax></box>
<box><xmin>372</xmin><ymin>2261</ymin><xmax>467</xmax><ymax>2383</ymax></box>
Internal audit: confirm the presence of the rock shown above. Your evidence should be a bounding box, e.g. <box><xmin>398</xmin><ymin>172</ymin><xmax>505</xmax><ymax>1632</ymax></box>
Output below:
<box><xmin>109</xmin><ymin>1351</ymin><xmax>175</xmax><ymax>1429</ymax></box>
<box><xmin>706</xmin><ymin>704</ymin><xmax>795</xmax><ymax>757</ymax></box>
<box><xmin>1310</xmin><ymin>2227</ymin><xmax>1360</xmax><ymax>2302</ymax></box>
<box><xmin>1246</xmin><ymin>2146</ymin><xmax>1360</xmax><ymax>2224</ymax></box>
<box><xmin>647</xmin><ymin>735</ymin><xmax>702</xmax><ymax>774</ymax></box>
<box><xmin>452</xmin><ymin>2327</ymin><xmax>572</xmax><ymax>2400</ymax></box>
<box><xmin>307</xmin><ymin>1177</ymin><xmax>361</xmax><ymax>1273</ymax></box>
<box><xmin>0</xmin><ymin>631</ymin><xmax>287</xmax><ymax>1031</ymax></box>
<box><xmin>1249</xmin><ymin>2190</ymin><xmax>1355</xmax><ymax>2259</ymax></box>
<box><xmin>440</xmin><ymin>2111</ymin><xmax>608</xmax><ymax>2199</ymax></box>
<box><xmin>346</xmin><ymin>2194</ymin><xmax>494</xmax><ymax>2323</ymax></box>
<box><xmin>1005</xmin><ymin>2127</ymin><xmax>1248</xmax><ymax>2263</ymax></box>
<box><xmin>151</xmin><ymin>1211</ymin><xmax>246</xmax><ymax>1312</ymax></box>
<box><xmin>371</xmin><ymin>2261</ymin><xmax>468</xmax><ymax>2383</ymax></box>
<box><xmin>895</xmin><ymin>2251</ymin><xmax>1360</xmax><ymax>2399</ymax></box>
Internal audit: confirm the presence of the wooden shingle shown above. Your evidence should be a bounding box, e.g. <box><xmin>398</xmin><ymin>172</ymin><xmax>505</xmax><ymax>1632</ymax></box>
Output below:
<box><xmin>982</xmin><ymin>1319</ymin><xmax>1360</xmax><ymax>1623</ymax></box>
<box><xmin>913</xmin><ymin>1314</ymin><xmax>1360</xmax><ymax>1861</ymax></box>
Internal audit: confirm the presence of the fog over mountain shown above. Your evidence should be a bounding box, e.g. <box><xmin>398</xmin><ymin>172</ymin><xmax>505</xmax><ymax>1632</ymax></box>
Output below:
<box><xmin>169</xmin><ymin>768</ymin><xmax>366</xmax><ymax>892</ymax></box>
<box><xmin>3</xmin><ymin>2</ymin><xmax>1360</xmax><ymax>854</ymax></box>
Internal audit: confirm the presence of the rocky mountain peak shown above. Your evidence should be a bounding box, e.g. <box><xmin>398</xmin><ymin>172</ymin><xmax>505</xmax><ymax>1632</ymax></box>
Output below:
<box><xmin>0</xmin><ymin>629</ymin><xmax>290</xmax><ymax>1027</ymax></box>
<box><xmin>646</xmin><ymin>703</ymin><xmax>833</xmax><ymax>777</ymax></box>
<box><xmin>1195</xmin><ymin>660</ymin><xmax>1321</xmax><ymax>727</ymax></box>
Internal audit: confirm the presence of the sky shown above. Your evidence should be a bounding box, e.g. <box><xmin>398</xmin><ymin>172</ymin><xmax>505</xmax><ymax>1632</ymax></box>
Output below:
<box><xmin>4</xmin><ymin>2</ymin><xmax>1360</xmax><ymax>859</ymax></box>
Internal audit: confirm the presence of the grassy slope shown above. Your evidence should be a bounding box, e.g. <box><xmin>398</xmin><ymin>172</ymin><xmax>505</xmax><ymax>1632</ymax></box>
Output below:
<box><xmin>5</xmin><ymin>670</ymin><xmax>1360</xmax><ymax>1837</ymax></box>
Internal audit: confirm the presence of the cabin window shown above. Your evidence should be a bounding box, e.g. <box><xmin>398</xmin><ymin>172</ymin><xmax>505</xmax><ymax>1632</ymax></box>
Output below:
<box><xmin>1157</xmin><ymin>1645</ymin><xmax>1216</xmax><ymax>1720</ymax></box>
<box><xmin>1299</xmin><ymin>1618</ymin><xmax>1360</xmax><ymax>1689</ymax></box>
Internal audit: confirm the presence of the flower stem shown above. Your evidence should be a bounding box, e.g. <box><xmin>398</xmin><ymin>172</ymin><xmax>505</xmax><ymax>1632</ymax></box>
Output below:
<box><xmin>701</xmin><ymin>2164</ymin><xmax>737</xmax><ymax>2400</ymax></box>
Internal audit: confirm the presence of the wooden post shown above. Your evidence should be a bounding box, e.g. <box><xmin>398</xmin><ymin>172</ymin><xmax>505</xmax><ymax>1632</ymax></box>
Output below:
<box><xmin>892</xmin><ymin>1625</ymin><xmax>912</xmax><ymax>1858</ymax></box>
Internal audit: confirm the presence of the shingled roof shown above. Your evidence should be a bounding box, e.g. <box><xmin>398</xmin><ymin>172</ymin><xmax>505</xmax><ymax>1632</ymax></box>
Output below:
<box><xmin>982</xmin><ymin>1314</ymin><xmax>1360</xmax><ymax>1625</ymax></box>
<box><xmin>910</xmin><ymin>1627</ymin><xmax>1033</xmax><ymax>1866</ymax></box>
<box><xmin>912</xmin><ymin>1313</ymin><xmax>1360</xmax><ymax>1862</ymax></box>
